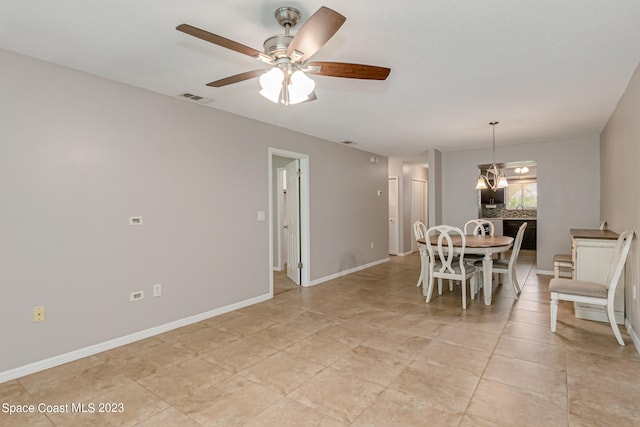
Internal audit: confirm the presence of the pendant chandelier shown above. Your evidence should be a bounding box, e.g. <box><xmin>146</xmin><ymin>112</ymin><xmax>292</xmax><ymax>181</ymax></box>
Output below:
<box><xmin>475</xmin><ymin>121</ymin><xmax>508</xmax><ymax>191</ymax></box>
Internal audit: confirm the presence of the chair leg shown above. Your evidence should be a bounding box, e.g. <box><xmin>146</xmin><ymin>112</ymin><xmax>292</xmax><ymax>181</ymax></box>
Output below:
<box><xmin>512</xmin><ymin>269</ymin><xmax>522</xmax><ymax>295</ymax></box>
<box><xmin>606</xmin><ymin>303</ymin><xmax>625</xmax><ymax>346</ymax></box>
<box><xmin>550</xmin><ymin>293</ymin><xmax>558</xmax><ymax>332</ymax></box>
<box><xmin>426</xmin><ymin>276</ymin><xmax>435</xmax><ymax>303</ymax></box>
<box><xmin>462</xmin><ymin>279</ymin><xmax>467</xmax><ymax>310</ymax></box>
<box><xmin>507</xmin><ymin>270</ymin><xmax>519</xmax><ymax>299</ymax></box>
<box><xmin>438</xmin><ymin>278</ymin><xmax>443</xmax><ymax>295</ymax></box>
<box><xmin>470</xmin><ymin>276</ymin><xmax>476</xmax><ymax>300</ymax></box>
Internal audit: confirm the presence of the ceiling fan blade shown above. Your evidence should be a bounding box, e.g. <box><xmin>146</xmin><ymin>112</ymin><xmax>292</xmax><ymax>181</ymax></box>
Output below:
<box><xmin>206</xmin><ymin>69</ymin><xmax>266</xmax><ymax>87</ymax></box>
<box><xmin>306</xmin><ymin>62</ymin><xmax>391</xmax><ymax>80</ymax></box>
<box><xmin>177</xmin><ymin>24</ymin><xmax>269</xmax><ymax>61</ymax></box>
<box><xmin>286</xmin><ymin>7</ymin><xmax>346</xmax><ymax>62</ymax></box>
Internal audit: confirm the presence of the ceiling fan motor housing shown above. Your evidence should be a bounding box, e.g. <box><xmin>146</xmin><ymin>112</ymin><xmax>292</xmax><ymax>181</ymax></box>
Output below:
<box><xmin>263</xmin><ymin>34</ymin><xmax>294</xmax><ymax>59</ymax></box>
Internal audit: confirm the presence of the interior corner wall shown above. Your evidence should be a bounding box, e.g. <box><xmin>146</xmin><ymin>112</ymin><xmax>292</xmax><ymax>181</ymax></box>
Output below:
<box><xmin>427</xmin><ymin>149</ymin><xmax>442</xmax><ymax>227</ymax></box>
<box><xmin>0</xmin><ymin>48</ymin><xmax>389</xmax><ymax>374</ymax></box>
<box><xmin>441</xmin><ymin>136</ymin><xmax>600</xmax><ymax>272</ymax></box>
<box><xmin>600</xmin><ymin>60</ymin><xmax>640</xmax><ymax>340</ymax></box>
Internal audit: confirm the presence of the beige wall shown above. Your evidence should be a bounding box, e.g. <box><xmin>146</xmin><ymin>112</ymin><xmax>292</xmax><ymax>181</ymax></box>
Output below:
<box><xmin>0</xmin><ymin>49</ymin><xmax>389</xmax><ymax>374</ymax></box>
<box><xmin>440</xmin><ymin>135</ymin><xmax>601</xmax><ymax>272</ymax></box>
<box><xmin>600</xmin><ymin>61</ymin><xmax>640</xmax><ymax>345</ymax></box>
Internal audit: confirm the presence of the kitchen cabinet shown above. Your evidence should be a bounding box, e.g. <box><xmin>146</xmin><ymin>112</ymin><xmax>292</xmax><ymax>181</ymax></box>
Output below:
<box><xmin>571</xmin><ymin>229</ymin><xmax>624</xmax><ymax>324</ymax></box>
<box><xmin>503</xmin><ymin>219</ymin><xmax>536</xmax><ymax>249</ymax></box>
<box><xmin>480</xmin><ymin>188</ymin><xmax>504</xmax><ymax>205</ymax></box>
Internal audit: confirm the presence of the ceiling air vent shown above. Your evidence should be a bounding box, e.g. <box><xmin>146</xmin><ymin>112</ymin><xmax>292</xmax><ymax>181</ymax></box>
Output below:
<box><xmin>178</xmin><ymin>93</ymin><xmax>214</xmax><ymax>104</ymax></box>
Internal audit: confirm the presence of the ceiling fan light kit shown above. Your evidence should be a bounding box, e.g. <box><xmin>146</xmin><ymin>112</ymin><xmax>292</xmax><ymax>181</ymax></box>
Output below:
<box><xmin>176</xmin><ymin>6</ymin><xmax>390</xmax><ymax>106</ymax></box>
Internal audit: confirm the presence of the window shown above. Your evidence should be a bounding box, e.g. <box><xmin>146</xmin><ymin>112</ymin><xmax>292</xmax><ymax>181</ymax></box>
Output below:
<box><xmin>507</xmin><ymin>180</ymin><xmax>537</xmax><ymax>209</ymax></box>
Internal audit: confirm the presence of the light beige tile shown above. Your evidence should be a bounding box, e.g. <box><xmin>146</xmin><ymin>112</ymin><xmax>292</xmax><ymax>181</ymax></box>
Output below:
<box><xmin>330</xmin><ymin>345</ymin><xmax>410</xmax><ymax>386</ymax></box>
<box><xmin>0</xmin><ymin>381</ymin><xmax>54</xmax><ymax>427</ymax></box>
<box><xmin>493</xmin><ymin>335</ymin><xmax>566</xmax><ymax>369</ymax></box>
<box><xmin>434</xmin><ymin>324</ymin><xmax>500</xmax><ymax>353</ymax></box>
<box><xmin>284</xmin><ymin>333</ymin><xmax>354</xmax><ymax>366</ymax></box>
<box><xmin>353</xmin><ymin>388</ymin><xmax>463</xmax><ymax>427</ymax></box>
<box><xmin>239</xmin><ymin>350</ymin><xmax>325</xmax><ymax>394</ymax></box>
<box><xmin>466</xmin><ymin>379</ymin><xmax>567</xmax><ymax>427</ymax></box>
<box><xmin>173</xmin><ymin>375</ymin><xmax>282</xmax><ymax>426</ymax></box>
<box><xmin>414</xmin><ymin>340</ymin><xmax>491</xmax><ymax>376</ymax></box>
<box><xmin>244</xmin><ymin>398</ymin><xmax>347</xmax><ymax>427</ymax></box>
<box><xmin>389</xmin><ymin>360</ymin><xmax>480</xmax><ymax>412</ymax></box>
<box><xmin>132</xmin><ymin>407</ymin><xmax>202</xmax><ymax>427</ymax></box>
<box><xmin>45</xmin><ymin>377</ymin><xmax>169</xmax><ymax>427</ymax></box>
<box><xmin>6</xmin><ymin>253</ymin><xmax>640</xmax><ymax>427</ymax></box>
<box><xmin>136</xmin><ymin>357</ymin><xmax>233</xmax><ymax>406</ymax></box>
<box><xmin>199</xmin><ymin>333</ymin><xmax>280</xmax><ymax>373</ymax></box>
<box><xmin>173</xmin><ymin>326</ymin><xmax>241</xmax><ymax>355</ymax></box>
<box><xmin>288</xmin><ymin>368</ymin><xmax>385</xmax><ymax>423</ymax></box>
<box><xmin>483</xmin><ymin>354</ymin><xmax>567</xmax><ymax>402</ymax></box>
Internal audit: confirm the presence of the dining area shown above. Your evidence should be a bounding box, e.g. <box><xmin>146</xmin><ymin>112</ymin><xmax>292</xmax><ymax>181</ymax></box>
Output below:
<box><xmin>413</xmin><ymin>219</ymin><xmax>528</xmax><ymax>309</ymax></box>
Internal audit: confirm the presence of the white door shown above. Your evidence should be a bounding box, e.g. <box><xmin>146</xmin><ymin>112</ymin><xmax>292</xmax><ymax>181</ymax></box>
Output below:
<box><xmin>411</xmin><ymin>179</ymin><xmax>426</xmax><ymax>252</ymax></box>
<box><xmin>285</xmin><ymin>159</ymin><xmax>301</xmax><ymax>284</ymax></box>
<box><xmin>388</xmin><ymin>177</ymin><xmax>399</xmax><ymax>255</ymax></box>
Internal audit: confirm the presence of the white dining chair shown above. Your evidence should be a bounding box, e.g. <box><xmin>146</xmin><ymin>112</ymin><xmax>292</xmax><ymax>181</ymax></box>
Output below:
<box><xmin>464</xmin><ymin>219</ymin><xmax>495</xmax><ymax>237</ymax></box>
<box><xmin>463</xmin><ymin>219</ymin><xmax>495</xmax><ymax>268</ymax></box>
<box><xmin>424</xmin><ymin>225</ymin><xmax>477</xmax><ymax>309</ymax></box>
<box><xmin>475</xmin><ymin>222</ymin><xmax>527</xmax><ymax>299</ymax></box>
<box><xmin>549</xmin><ymin>229</ymin><xmax>634</xmax><ymax>345</ymax></box>
<box><xmin>413</xmin><ymin>221</ymin><xmax>429</xmax><ymax>288</ymax></box>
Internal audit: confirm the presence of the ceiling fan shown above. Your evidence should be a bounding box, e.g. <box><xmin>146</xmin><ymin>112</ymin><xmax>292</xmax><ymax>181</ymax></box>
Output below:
<box><xmin>176</xmin><ymin>6</ymin><xmax>391</xmax><ymax>105</ymax></box>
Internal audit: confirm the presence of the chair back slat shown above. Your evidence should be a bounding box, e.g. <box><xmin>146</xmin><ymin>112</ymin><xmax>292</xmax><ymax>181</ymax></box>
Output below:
<box><xmin>604</xmin><ymin>230</ymin><xmax>634</xmax><ymax>295</ymax></box>
<box><xmin>464</xmin><ymin>219</ymin><xmax>495</xmax><ymax>236</ymax></box>
<box><xmin>426</xmin><ymin>225</ymin><xmax>466</xmax><ymax>276</ymax></box>
<box><xmin>509</xmin><ymin>222</ymin><xmax>528</xmax><ymax>267</ymax></box>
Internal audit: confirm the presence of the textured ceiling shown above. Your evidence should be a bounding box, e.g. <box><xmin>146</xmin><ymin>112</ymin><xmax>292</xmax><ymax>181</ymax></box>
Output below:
<box><xmin>2</xmin><ymin>0</ymin><xmax>640</xmax><ymax>157</ymax></box>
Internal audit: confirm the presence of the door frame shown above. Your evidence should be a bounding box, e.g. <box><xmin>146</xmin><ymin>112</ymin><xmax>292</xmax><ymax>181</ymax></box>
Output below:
<box><xmin>410</xmin><ymin>179</ymin><xmax>427</xmax><ymax>252</ymax></box>
<box><xmin>268</xmin><ymin>148</ymin><xmax>310</xmax><ymax>294</ymax></box>
<box><xmin>388</xmin><ymin>176</ymin><xmax>399</xmax><ymax>255</ymax></box>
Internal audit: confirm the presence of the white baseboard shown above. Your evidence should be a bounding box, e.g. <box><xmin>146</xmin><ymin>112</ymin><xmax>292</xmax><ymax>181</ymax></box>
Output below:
<box><xmin>307</xmin><ymin>258</ymin><xmax>390</xmax><ymax>287</ymax></box>
<box><xmin>395</xmin><ymin>250</ymin><xmax>414</xmax><ymax>257</ymax></box>
<box><xmin>0</xmin><ymin>293</ymin><xmax>271</xmax><ymax>384</ymax></box>
<box><xmin>536</xmin><ymin>269</ymin><xmax>572</xmax><ymax>278</ymax></box>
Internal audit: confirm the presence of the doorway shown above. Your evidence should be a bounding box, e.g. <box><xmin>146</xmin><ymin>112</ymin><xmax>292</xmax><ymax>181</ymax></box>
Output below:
<box><xmin>269</xmin><ymin>148</ymin><xmax>310</xmax><ymax>296</ymax></box>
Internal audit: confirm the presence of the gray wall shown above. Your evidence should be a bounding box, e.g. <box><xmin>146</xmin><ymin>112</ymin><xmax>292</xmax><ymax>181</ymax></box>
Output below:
<box><xmin>600</xmin><ymin>61</ymin><xmax>640</xmax><ymax>342</ymax></box>
<box><xmin>0</xmin><ymin>49</ymin><xmax>389</xmax><ymax>373</ymax></box>
<box><xmin>440</xmin><ymin>136</ymin><xmax>601</xmax><ymax>271</ymax></box>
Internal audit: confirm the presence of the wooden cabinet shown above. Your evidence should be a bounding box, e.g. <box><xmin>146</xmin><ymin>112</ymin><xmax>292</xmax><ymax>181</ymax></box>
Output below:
<box><xmin>480</xmin><ymin>188</ymin><xmax>504</xmax><ymax>205</ymax></box>
<box><xmin>571</xmin><ymin>229</ymin><xmax>624</xmax><ymax>324</ymax></box>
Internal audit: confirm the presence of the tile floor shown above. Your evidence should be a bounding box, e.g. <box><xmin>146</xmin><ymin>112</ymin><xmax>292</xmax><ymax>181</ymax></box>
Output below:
<box><xmin>2</xmin><ymin>251</ymin><xmax>640</xmax><ymax>426</ymax></box>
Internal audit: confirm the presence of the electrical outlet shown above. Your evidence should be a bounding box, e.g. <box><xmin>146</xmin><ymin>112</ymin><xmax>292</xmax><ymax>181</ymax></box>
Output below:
<box><xmin>130</xmin><ymin>290</ymin><xmax>144</xmax><ymax>301</ymax></box>
<box><xmin>153</xmin><ymin>283</ymin><xmax>162</xmax><ymax>297</ymax></box>
<box><xmin>33</xmin><ymin>306</ymin><xmax>45</xmax><ymax>322</ymax></box>
<box><xmin>370</xmin><ymin>241</ymin><xmax>374</xmax><ymax>249</ymax></box>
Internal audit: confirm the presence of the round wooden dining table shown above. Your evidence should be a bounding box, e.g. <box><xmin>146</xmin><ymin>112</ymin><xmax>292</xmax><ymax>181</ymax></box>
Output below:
<box><xmin>419</xmin><ymin>234</ymin><xmax>514</xmax><ymax>305</ymax></box>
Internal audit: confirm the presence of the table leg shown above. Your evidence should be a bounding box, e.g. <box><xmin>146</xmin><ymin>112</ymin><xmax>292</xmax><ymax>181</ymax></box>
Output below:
<box><xmin>482</xmin><ymin>253</ymin><xmax>493</xmax><ymax>305</ymax></box>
